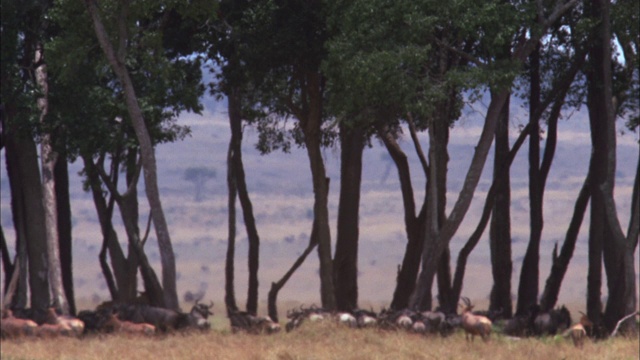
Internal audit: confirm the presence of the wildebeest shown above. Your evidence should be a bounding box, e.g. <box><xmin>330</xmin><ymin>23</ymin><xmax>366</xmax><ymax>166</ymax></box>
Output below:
<box><xmin>533</xmin><ymin>305</ymin><xmax>571</xmax><ymax>336</ymax></box>
<box><xmin>228</xmin><ymin>310</ymin><xmax>281</xmax><ymax>334</ymax></box>
<box><xmin>285</xmin><ymin>305</ymin><xmax>331</xmax><ymax>332</ymax></box>
<box><xmin>108</xmin><ymin>301</ymin><xmax>213</xmax><ymax>332</ymax></box>
<box><xmin>460</xmin><ymin>297</ymin><xmax>492</xmax><ymax>342</ymax></box>
<box><xmin>1</xmin><ymin>309</ymin><xmax>38</xmax><ymax>339</ymax></box>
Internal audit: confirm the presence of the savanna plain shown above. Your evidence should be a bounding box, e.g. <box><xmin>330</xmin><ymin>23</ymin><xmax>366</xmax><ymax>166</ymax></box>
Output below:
<box><xmin>1</xmin><ymin>320</ymin><xmax>639</xmax><ymax>360</ymax></box>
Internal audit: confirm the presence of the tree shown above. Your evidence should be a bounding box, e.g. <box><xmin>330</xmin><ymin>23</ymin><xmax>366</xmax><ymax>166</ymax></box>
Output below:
<box><xmin>1</xmin><ymin>0</ymin><xmax>53</xmax><ymax>312</ymax></box>
<box><xmin>184</xmin><ymin>167</ymin><xmax>216</xmax><ymax>202</ymax></box>
<box><xmin>216</xmin><ymin>0</ymin><xmax>337</xmax><ymax>310</ymax></box>
<box><xmin>84</xmin><ymin>0</ymin><xmax>205</xmax><ymax>309</ymax></box>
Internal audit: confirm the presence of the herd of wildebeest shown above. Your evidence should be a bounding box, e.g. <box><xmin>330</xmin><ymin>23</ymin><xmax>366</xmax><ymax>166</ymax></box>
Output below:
<box><xmin>1</xmin><ymin>294</ymin><xmax>603</xmax><ymax>348</ymax></box>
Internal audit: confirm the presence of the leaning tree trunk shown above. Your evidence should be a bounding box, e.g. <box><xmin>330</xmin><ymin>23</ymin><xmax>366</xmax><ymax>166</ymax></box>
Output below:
<box><xmin>490</xmin><ymin>93</ymin><xmax>513</xmax><ymax>318</ymax></box>
<box><xmin>86</xmin><ymin>0</ymin><xmax>179</xmax><ymax>309</ymax></box>
<box><xmin>451</xmin><ymin>124</ymin><xmax>530</xmax><ymax>309</ymax></box>
<box><xmin>411</xmin><ymin>90</ymin><xmax>510</xmax><ymax>311</ymax></box>
<box><xmin>225</xmin><ymin>103</ymin><xmax>239</xmax><ymax>315</ymax></box>
<box><xmin>333</xmin><ymin>124</ymin><xmax>365</xmax><ymax>312</ymax></box>
<box><xmin>268</xmin><ymin>179</ymin><xmax>328</xmax><ymax>322</ymax></box>
<box><xmin>539</xmin><ymin>174</ymin><xmax>590</xmax><ymax>311</ymax></box>
<box><xmin>83</xmin><ymin>154</ymin><xmax>129</xmax><ymax>302</ymax></box>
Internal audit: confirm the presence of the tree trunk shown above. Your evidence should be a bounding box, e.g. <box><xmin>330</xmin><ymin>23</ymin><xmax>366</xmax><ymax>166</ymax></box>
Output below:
<box><xmin>301</xmin><ymin>72</ymin><xmax>335</xmax><ymax>310</ymax></box>
<box><xmin>36</xmin><ymin>44</ymin><xmax>69</xmax><ymax>314</ymax></box>
<box><xmin>333</xmin><ymin>124</ymin><xmax>365</xmax><ymax>311</ymax></box>
<box><xmin>3</xmin><ymin>123</ymin><xmax>29</xmax><ymax>309</ymax></box>
<box><xmin>55</xmin><ymin>152</ymin><xmax>75</xmax><ymax>315</ymax></box>
<box><xmin>540</xmin><ymin>174</ymin><xmax>590</xmax><ymax>311</ymax></box>
<box><xmin>225</xmin><ymin>90</ymin><xmax>240</xmax><ymax>315</ymax></box>
<box><xmin>86</xmin><ymin>0</ymin><xmax>179</xmax><ymax>309</ymax></box>
<box><xmin>83</xmin><ymin>155</ymin><xmax>128</xmax><ymax>302</ymax></box>
<box><xmin>268</xmin><ymin>179</ymin><xmax>328</xmax><ymax>322</ymax></box>
<box><xmin>5</xmin><ymin>126</ymin><xmax>50</xmax><ymax>311</ymax></box>
<box><xmin>490</xmin><ymin>93</ymin><xmax>513</xmax><ymax>318</ymax></box>
<box><xmin>434</xmin><ymin>117</ymin><xmax>453</xmax><ymax>313</ymax></box>
<box><xmin>451</xmin><ymin>124</ymin><xmax>530</xmax><ymax>310</ymax></box>
<box><xmin>377</xmin><ymin>123</ymin><xmax>425</xmax><ymax>310</ymax></box>
<box><xmin>620</xmin><ymin>156</ymin><xmax>639</xmax><ymax>333</ymax></box>
<box><xmin>517</xmin><ymin>45</ymin><xmax>542</xmax><ymax>316</ymax></box>
<box><xmin>227</xmin><ymin>89</ymin><xmax>261</xmax><ymax>315</ymax></box>
<box><xmin>411</xmin><ymin>90</ymin><xmax>510</xmax><ymax>310</ymax></box>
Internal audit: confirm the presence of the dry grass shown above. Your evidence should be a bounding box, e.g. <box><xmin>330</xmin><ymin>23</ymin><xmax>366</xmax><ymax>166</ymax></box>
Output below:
<box><xmin>1</xmin><ymin>321</ymin><xmax>638</xmax><ymax>360</ymax></box>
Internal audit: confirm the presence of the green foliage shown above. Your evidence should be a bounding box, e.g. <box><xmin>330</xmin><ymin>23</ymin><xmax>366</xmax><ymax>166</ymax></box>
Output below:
<box><xmin>324</xmin><ymin>0</ymin><xmax>526</xmax><ymax>130</ymax></box>
<box><xmin>44</xmin><ymin>0</ymin><xmax>206</xmax><ymax>164</ymax></box>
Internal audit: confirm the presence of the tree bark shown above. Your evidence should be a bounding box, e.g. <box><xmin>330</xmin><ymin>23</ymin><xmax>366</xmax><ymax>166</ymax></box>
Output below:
<box><xmin>333</xmin><ymin>123</ymin><xmax>365</xmax><ymax>311</ymax></box>
<box><xmin>225</xmin><ymin>89</ymin><xmax>240</xmax><ymax>315</ymax></box>
<box><xmin>83</xmin><ymin>155</ymin><xmax>128</xmax><ymax>302</ymax></box>
<box><xmin>55</xmin><ymin>152</ymin><xmax>75</xmax><ymax>315</ymax></box>
<box><xmin>301</xmin><ymin>71</ymin><xmax>335</xmax><ymax>310</ymax></box>
<box><xmin>452</xmin><ymin>124</ymin><xmax>530</xmax><ymax>309</ymax></box>
<box><xmin>411</xmin><ymin>90</ymin><xmax>510</xmax><ymax>310</ymax></box>
<box><xmin>517</xmin><ymin>45</ymin><xmax>542</xmax><ymax>316</ymax></box>
<box><xmin>85</xmin><ymin>0</ymin><xmax>179</xmax><ymax>309</ymax></box>
<box><xmin>228</xmin><ymin>89</ymin><xmax>261</xmax><ymax>315</ymax></box>
<box><xmin>539</xmin><ymin>174</ymin><xmax>591</xmax><ymax>311</ymax></box>
<box><xmin>268</xmin><ymin>179</ymin><xmax>328</xmax><ymax>322</ymax></box>
<box><xmin>377</xmin><ymin>123</ymin><xmax>425</xmax><ymax>310</ymax></box>
<box><xmin>36</xmin><ymin>44</ymin><xmax>69</xmax><ymax>314</ymax></box>
<box><xmin>490</xmin><ymin>93</ymin><xmax>513</xmax><ymax>318</ymax></box>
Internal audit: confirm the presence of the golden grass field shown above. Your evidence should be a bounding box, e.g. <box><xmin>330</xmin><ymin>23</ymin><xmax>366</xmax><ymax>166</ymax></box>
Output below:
<box><xmin>1</xmin><ymin>320</ymin><xmax>638</xmax><ymax>360</ymax></box>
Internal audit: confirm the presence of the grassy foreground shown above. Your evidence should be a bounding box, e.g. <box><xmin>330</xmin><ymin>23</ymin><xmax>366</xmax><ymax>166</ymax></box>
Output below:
<box><xmin>1</xmin><ymin>321</ymin><xmax>639</xmax><ymax>360</ymax></box>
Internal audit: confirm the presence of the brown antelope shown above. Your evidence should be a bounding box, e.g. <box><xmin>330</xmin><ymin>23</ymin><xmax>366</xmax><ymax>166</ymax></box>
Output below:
<box><xmin>1</xmin><ymin>309</ymin><xmax>38</xmax><ymax>339</ymax></box>
<box><xmin>563</xmin><ymin>312</ymin><xmax>593</xmax><ymax>348</ymax></box>
<box><xmin>460</xmin><ymin>297</ymin><xmax>492</xmax><ymax>342</ymax></box>
<box><xmin>103</xmin><ymin>312</ymin><xmax>156</xmax><ymax>336</ymax></box>
<box><xmin>45</xmin><ymin>307</ymin><xmax>84</xmax><ymax>337</ymax></box>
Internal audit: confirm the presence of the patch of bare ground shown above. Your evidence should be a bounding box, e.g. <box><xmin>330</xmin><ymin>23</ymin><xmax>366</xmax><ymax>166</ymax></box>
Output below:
<box><xmin>1</xmin><ymin>321</ymin><xmax>638</xmax><ymax>360</ymax></box>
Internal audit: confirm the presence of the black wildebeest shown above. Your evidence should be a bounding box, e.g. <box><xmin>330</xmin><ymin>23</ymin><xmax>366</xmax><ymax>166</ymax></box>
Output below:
<box><xmin>533</xmin><ymin>305</ymin><xmax>572</xmax><ymax>336</ymax></box>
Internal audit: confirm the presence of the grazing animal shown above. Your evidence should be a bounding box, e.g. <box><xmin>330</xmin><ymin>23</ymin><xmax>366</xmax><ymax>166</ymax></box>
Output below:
<box><xmin>353</xmin><ymin>309</ymin><xmax>377</xmax><ymax>328</ymax></box>
<box><xmin>1</xmin><ymin>309</ymin><xmax>38</xmax><ymax>338</ymax></box>
<box><xmin>175</xmin><ymin>301</ymin><xmax>214</xmax><ymax>331</ymax></box>
<box><xmin>563</xmin><ymin>312</ymin><xmax>593</xmax><ymax>348</ymax></box>
<box><xmin>285</xmin><ymin>306</ymin><xmax>330</xmax><ymax>331</ymax></box>
<box><xmin>337</xmin><ymin>312</ymin><xmax>358</xmax><ymax>328</ymax></box>
<box><xmin>228</xmin><ymin>310</ymin><xmax>280</xmax><ymax>334</ymax></box>
<box><xmin>103</xmin><ymin>312</ymin><xmax>156</xmax><ymax>335</ymax></box>
<box><xmin>460</xmin><ymin>297</ymin><xmax>492</xmax><ymax>342</ymax></box>
<box><xmin>533</xmin><ymin>305</ymin><xmax>572</xmax><ymax>336</ymax></box>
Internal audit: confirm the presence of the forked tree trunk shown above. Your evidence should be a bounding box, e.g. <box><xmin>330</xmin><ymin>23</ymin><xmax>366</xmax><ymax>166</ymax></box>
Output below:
<box><xmin>86</xmin><ymin>0</ymin><xmax>179</xmax><ymax>309</ymax></box>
